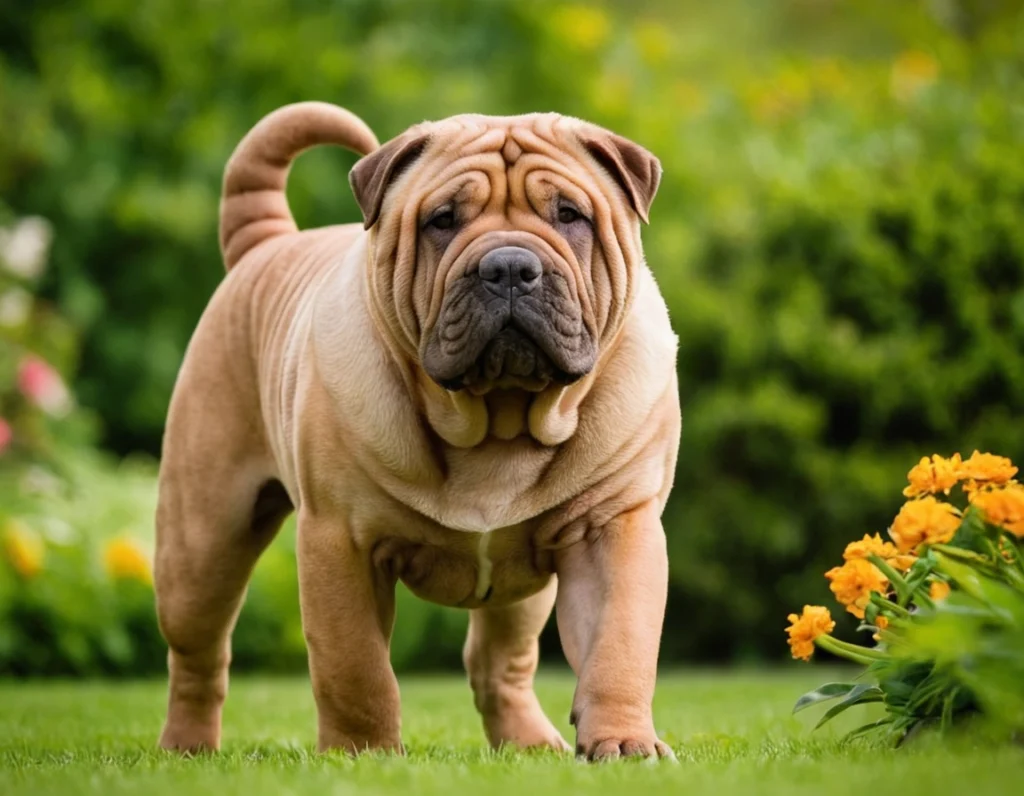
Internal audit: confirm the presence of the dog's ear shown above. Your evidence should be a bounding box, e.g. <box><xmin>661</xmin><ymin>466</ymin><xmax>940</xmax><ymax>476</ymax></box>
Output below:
<box><xmin>581</xmin><ymin>131</ymin><xmax>662</xmax><ymax>224</ymax></box>
<box><xmin>349</xmin><ymin>132</ymin><xmax>431</xmax><ymax>229</ymax></box>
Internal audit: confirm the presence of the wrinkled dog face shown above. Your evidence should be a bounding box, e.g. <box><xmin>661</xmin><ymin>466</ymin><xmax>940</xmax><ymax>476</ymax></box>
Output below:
<box><xmin>350</xmin><ymin>114</ymin><xmax>660</xmax><ymax>395</ymax></box>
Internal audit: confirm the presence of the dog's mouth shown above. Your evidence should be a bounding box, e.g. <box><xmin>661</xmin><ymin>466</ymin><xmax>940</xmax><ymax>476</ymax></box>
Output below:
<box><xmin>434</xmin><ymin>326</ymin><xmax>579</xmax><ymax>395</ymax></box>
<box><xmin>420</xmin><ymin>261</ymin><xmax>598</xmax><ymax>394</ymax></box>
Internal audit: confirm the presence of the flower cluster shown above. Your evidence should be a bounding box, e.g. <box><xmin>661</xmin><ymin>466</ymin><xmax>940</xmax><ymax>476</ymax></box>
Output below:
<box><xmin>2</xmin><ymin>519</ymin><xmax>152</xmax><ymax>585</ymax></box>
<box><xmin>787</xmin><ymin>452</ymin><xmax>1024</xmax><ymax>742</ymax></box>
<box><xmin>1</xmin><ymin>215</ymin><xmax>76</xmax><ymax>461</ymax></box>
<box><xmin>787</xmin><ymin>451</ymin><xmax>1023</xmax><ymax>660</ymax></box>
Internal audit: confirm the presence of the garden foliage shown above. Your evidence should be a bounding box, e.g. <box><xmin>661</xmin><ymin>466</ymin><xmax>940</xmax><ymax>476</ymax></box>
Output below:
<box><xmin>2</xmin><ymin>0</ymin><xmax>1024</xmax><ymax>671</ymax></box>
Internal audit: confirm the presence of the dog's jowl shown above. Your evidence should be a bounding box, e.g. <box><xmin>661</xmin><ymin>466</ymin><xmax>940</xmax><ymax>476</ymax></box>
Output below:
<box><xmin>155</xmin><ymin>102</ymin><xmax>680</xmax><ymax>760</ymax></box>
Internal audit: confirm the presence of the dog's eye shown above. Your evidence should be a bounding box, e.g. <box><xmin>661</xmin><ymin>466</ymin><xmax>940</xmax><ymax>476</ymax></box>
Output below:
<box><xmin>557</xmin><ymin>206</ymin><xmax>583</xmax><ymax>224</ymax></box>
<box><xmin>427</xmin><ymin>210</ymin><xmax>456</xmax><ymax>230</ymax></box>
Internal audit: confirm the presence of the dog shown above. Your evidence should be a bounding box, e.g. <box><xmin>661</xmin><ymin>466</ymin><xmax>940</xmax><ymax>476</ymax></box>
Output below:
<box><xmin>154</xmin><ymin>101</ymin><xmax>680</xmax><ymax>761</ymax></box>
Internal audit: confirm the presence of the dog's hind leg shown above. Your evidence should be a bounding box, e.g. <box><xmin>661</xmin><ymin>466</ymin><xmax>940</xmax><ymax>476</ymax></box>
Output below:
<box><xmin>463</xmin><ymin>578</ymin><xmax>570</xmax><ymax>752</ymax></box>
<box><xmin>154</xmin><ymin>355</ymin><xmax>292</xmax><ymax>753</ymax></box>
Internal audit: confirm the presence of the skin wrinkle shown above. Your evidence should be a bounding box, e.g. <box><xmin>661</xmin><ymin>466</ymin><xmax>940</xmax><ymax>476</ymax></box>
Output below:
<box><xmin>391</xmin><ymin>128</ymin><xmax>606</xmax><ymax>381</ymax></box>
<box><xmin>511</xmin><ymin>166</ymin><xmax>600</xmax><ymax>341</ymax></box>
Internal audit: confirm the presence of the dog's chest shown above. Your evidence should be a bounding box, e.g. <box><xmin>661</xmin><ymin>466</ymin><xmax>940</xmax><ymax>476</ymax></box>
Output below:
<box><xmin>374</xmin><ymin>521</ymin><xmax>550</xmax><ymax>609</ymax></box>
<box><xmin>369</xmin><ymin>434</ymin><xmax>570</xmax><ymax>534</ymax></box>
<box><xmin>365</xmin><ymin>440</ymin><xmax>572</xmax><ymax>608</ymax></box>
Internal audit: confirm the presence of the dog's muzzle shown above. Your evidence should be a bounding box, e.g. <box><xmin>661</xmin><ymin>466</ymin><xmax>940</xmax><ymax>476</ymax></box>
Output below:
<box><xmin>421</xmin><ymin>245</ymin><xmax>597</xmax><ymax>393</ymax></box>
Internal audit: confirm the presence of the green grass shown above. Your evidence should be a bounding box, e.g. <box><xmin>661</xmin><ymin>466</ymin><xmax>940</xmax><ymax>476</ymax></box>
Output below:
<box><xmin>1</xmin><ymin>670</ymin><xmax>1021</xmax><ymax>795</ymax></box>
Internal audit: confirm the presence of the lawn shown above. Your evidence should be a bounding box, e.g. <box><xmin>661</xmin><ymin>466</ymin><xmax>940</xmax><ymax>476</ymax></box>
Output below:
<box><xmin>1</xmin><ymin>670</ymin><xmax>1021</xmax><ymax>795</ymax></box>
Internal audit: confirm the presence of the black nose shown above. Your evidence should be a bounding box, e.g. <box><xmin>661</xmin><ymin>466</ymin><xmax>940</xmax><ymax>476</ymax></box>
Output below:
<box><xmin>478</xmin><ymin>247</ymin><xmax>542</xmax><ymax>297</ymax></box>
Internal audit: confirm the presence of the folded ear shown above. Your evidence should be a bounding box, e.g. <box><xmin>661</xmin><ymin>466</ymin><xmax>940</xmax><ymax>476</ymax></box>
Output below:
<box><xmin>349</xmin><ymin>132</ymin><xmax>431</xmax><ymax>229</ymax></box>
<box><xmin>581</xmin><ymin>131</ymin><xmax>662</xmax><ymax>224</ymax></box>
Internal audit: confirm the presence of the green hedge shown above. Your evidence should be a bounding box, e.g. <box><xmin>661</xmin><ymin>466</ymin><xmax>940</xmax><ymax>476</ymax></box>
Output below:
<box><xmin>2</xmin><ymin>0</ymin><xmax>1024</xmax><ymax>670</ymax></box>
<box><xmin>662</xmin><ymin>86</ymin><xmax>1024</xmax><ymax>659</ymax></box>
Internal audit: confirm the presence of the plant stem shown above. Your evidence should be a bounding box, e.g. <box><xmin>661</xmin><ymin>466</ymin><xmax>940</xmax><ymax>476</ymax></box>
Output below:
<box><xmin>869</xmin><ymin>592</ymin><xmax>912</xmax><ymax>618</ymax></box>
<box><xmin>869</xmin><ymin>555</ymin><xmax>911</xmax><ymax>604</ymax></box>
<box><xmin>816</xmin><ymin>635</ymin><xmax>888</xmax><ymax>665</ymax></box>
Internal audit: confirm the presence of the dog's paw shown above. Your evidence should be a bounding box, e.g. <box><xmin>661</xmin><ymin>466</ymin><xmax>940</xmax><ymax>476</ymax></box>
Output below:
<box><xmin>575</xmin><ymin>734</ymin><xmax>676</xmax><ymax>762</ymax></box>
<box><xmin>483</xmin><ymin>698</ymin><xmax>572</xmax><ymax>753</ymax></box>
<box><xmin>159</xmin><ymin>722</ymin><xmax>220</xmax><ymax>755</ymax></box>
<box><xmin>317</xmin><ymin>733</ymin><xmax>405</xmax><ymax>756</ymax></box>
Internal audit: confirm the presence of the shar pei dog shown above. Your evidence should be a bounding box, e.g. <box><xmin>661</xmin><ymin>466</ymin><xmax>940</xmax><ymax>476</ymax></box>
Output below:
<box><xmin>155</xmin><ymin>101</ymin><xmax>680</xmax><ymax>761</ymax></box>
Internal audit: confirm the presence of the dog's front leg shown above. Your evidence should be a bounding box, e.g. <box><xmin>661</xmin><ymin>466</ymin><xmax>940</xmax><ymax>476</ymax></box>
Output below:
<box><xmin>554</xmin><ymin>500</ymin><xmax>675</xmax><ymax>761</ymax></box>
<box><xmin>297</xmin><ymin>509</ymin><xmax>402</xmax><ymax>754</ymax></box>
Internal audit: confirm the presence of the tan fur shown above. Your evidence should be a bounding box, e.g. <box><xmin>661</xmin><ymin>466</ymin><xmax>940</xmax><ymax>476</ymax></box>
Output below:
<box><xmin>155</xmin><ymin>102</ymin><xmax>680</xmax><ymax>760</ymax></box>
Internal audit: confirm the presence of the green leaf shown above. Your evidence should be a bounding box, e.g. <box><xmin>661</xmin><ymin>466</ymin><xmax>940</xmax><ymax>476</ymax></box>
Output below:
<box><xmin>793</xmin><ymin>682</ymin><xmax>859</xmax><ymax>714</ymax></box>
<box><xmin>815</xmin><ymin>684</ymin><xmax>885</xmax><ymax>729</ymax></box>
<box><xmin>843</xmin><ymin>717</ymin><xmax>894</xmax><ymax>742</ymax></box>
<box><xmin>934</xmin><ymin>552</ymin><xmax>1019</xmax><ymax>616</ymax></box>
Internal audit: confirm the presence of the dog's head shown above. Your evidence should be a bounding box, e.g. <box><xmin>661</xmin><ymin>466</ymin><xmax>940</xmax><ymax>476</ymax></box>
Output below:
<box><xmin>350</xmin><ymin>114</ymin><xmax>660</xmax><ymax>442</ymax></box>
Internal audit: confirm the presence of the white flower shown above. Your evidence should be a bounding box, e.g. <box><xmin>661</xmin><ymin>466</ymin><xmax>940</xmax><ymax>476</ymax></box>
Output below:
<box><xmin>0</xmin><ymin>217</ymin><xmax>53</xmax><ymax>281</ymax></box>
<box><xmin>20</xmin><ymin>466</ymin><xmax>63</xmax><ymax>497</ymax></box>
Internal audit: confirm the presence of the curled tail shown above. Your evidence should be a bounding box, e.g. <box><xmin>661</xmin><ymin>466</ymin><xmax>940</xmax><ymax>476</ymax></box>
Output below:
<box><xmin>219</xmin><ymin>101</ymin><xmax>379</xmax><ymax>270</ymax></box>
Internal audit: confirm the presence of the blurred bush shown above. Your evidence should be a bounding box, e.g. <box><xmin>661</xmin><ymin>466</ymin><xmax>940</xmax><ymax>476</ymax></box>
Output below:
<box><xmin>2</xmin><ymin>0</ymin><xmax>1024</xmax><ymax>672</ymax></box>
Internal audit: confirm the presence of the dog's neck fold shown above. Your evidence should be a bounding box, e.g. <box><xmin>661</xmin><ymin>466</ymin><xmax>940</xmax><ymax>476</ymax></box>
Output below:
<box><xmin>417</xmin><ymin>374</ymin><xmax>591</xmax><ymax>448</ymax></box>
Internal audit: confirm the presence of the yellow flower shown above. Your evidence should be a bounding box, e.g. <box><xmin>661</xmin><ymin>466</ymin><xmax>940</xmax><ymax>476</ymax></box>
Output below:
<box><xmin>969</xmin><ymin>483</ymin><xmax>1024</xmax><ymax>537</ymax></box>
<box><xmin>633</xmin><ymin>21</ymin><xmax>671</xmax><ymax>66</ymax></box>
<box><xmin>104</xmin><ymin>537</ymin><xmax>153</xmax><ymax>585</ymax></box>
<box><xmin>891</xmin><ymin>49</ymin><xmax>939</xmax><ymax>102</ymax></box>
<box><xmin>825</xmin><ymin>558</ymin><xmax>889</xmax><ymax>619</ymax></box>
<box><xmin>786</xmin><ymin>605</ymin><xmax>835</xmax><ymax>662</ymax></box>
<box><xmin>903</xmin><ymin>453</ymin><xmax>962</xmax><ymax>497</ymax></box>
<box><xmin>3</xmin><ymin>519</ymin><xmax>44</xmax><ymax>578</ymax></box>
<box><xmin>843</xmin><ymin>533</ymin><xmax>916</xmax><ymax>572</ymax></box>
<box><xmin>889</xmin><ymin>497</ymin><xmax>962</xmax><ymax>553</ymax></box>
<box><xmin>551</xmin><ymin>5</ymin><xmax>610</xmax><ymax>52</ymax></box>
<box><xmin>960</xmin><ymin>451</ymin><xmax>1019</xmax><ymax>493</ymax></box>
<box><xmin>930</xmin><ymin>580</ymin><xmax>951</xmax><ymax>602</ymax></box>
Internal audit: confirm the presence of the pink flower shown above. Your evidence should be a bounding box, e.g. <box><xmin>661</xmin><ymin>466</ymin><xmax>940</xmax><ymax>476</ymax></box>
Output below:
<box><xmin>0</xmin><ymin>417</ymin><xmax>11</xmax><ymax>455</ymax></box>
<box><xmin>17</xmin><ymin>356</ymin><xmax>72</xmax><ymax>417</ymax></box>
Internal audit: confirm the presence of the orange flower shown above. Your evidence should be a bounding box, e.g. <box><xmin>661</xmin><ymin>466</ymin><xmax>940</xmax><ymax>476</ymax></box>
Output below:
<box><xmin>843</xmin><ymin>533</ymin><xmax>916</xmax><ymax>572</ymax></box>
<box><xmin>960</xmin><ymin>451</ymin><xmax>1018</xmax><ymax>492</ymax></box>
<box><xmin>825</xmin><ymin>559</ymin><xmax>889</xmax><ymax>619</ymax></box>
<box><xmin>969</xmin><ymin>483</ymin><xmax>1024</xmax><ymax>537</ymax></box>
<box><xmin>889</xmin><ymin>497</ymin><xmax>962</xmax><ymax>553</ymax></box>
<box><xmin>872</xmin><ymin>614</ymin><xmax>890</xmax><ymax>642</ymax></box>
<box><xmin>930</xmin><ymin>580</ymin><xmax>951</xmax><ymax>602</ymax></box>
<box><xmin>103</xmin><ymin>537</ymin><xmax>153</xmax><ymax>585</ymax></box>
<box><xmin>903</xmin><ymin>453</ymin><xmax>962</xmax><ymax>498</ymax></box>
<box><xmin>786</xmin><ymin>605</ymin><xmax>835</xmax><ymax>662</ymax></box>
